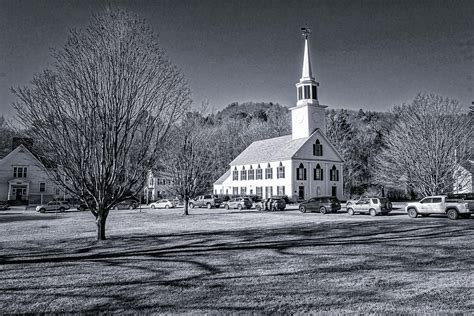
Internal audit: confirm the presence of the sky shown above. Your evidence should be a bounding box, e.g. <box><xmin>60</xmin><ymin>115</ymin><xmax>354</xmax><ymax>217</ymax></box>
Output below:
<box><xmin>0</xmin><ymin>0</ymin><xmax>473</xmax><ymax>118</ymax></box>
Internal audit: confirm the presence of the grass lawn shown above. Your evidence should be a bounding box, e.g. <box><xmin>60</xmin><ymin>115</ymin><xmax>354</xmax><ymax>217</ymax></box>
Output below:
<box><xmin>0</xmin><ymin>205</ymin><xmax>473</xmax><ymax>314</ymax></box>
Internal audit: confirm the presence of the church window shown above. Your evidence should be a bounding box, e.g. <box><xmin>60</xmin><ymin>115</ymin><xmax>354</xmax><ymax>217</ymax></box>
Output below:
<box><xmin>277</xmin><ymin>186</ymin><xmax>285</xmax><ymax>196</ymax></box>
<box><xmin>296</xmin><ymin>163</ymin><xmax>307</xmax><ymax>180</ymax></box>
<box><xmin>256</xmin><ymin>164</ymin><xmax>263</xmax><ymax>180</ymax></box>
<box><xmin>240</xmin><ymin>166</ymin><xmax>247</xmax><ymax>180</ymax></box>
<box><xmin>277</xmin><ymin>162</ymin><xmax>285</xmax><ymax>179</ymax></box>
<box><xmin>313</xmin><ymin>139</ymin><xmax>323</xmax><ymax>156</ymax></box>
<box><xmin>298</xmin><ymin>86</ymin><xmax>303</xmax><ymax>100</ymax></box>
<box><xmin>256</xmin><ymin>186</ymin><xmax>263</xmax><ymax>198</ymax></box>
<box><xmin>304</xmin><ymin>85</ymin><xmax>310</xmax><ymax>99</ymax></box>
<box><xmin>330</xmin><ymin>165</ymin><xmax>339</xmax><ymax>181</ymax></box>
<box><xmin>248</xmin><ymin>166</ymin><xmax>255</xmax><ymax>180</ymax></box>
<box><xmin>265</xmin><ymin>186</ymin><xmax>273</xmax><ymax>198</ymax></box>
<box><xmin>312</xmin><ymin>85</ymin><xmax>317</xmax><ymax>100</ymax></box>
<box><xmin>241</xmin><ymin>187</ymin><xmax>247</xmax><ymax>195</ymax></box>
<box><xmin>232</xmin><ymin>167</ymin><xmax>239</xmax><ymax>181</ymax></box>
<box><xmin>232</xmin><ymin>187</ymin><xmax>239</xmax><ymax>196</ymax></box>
<box><xmin>314</xmin><ymin>164</ymin><xmax>323</xmax><ymax>180</ymax></box>
<box><xmin>265</xmin><ymin>164</ymin><xmax>273</xmax><ymax>179</ymax></box>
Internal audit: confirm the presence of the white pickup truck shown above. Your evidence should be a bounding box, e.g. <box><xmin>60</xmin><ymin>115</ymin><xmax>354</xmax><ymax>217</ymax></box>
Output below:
<box><xmin>405</xmin><ymin>195</ymin><xmax>471</xmax><ymax>220</ymax></box>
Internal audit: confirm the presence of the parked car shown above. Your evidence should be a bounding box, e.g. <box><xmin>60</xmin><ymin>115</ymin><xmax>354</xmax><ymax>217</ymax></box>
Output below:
<box><xmin>0</xmin><ymin>201</ymin><xmax>9</xmax><ymax>210</ymax></box>
<box><xmin>223</xmin><ymin>197</ymin><xmax>253</xmax><ymax>210</ymax></box>
<box><xmin>256</xmin><ymin>197</ymin><xmax>286</xmax><ymax>211</ymax></box>
<box><xmin>36</xmin><ymin>200</ymin><xmax>70</xmax><ymax>213</ymax></box>
<box><xmin>346</xmin><ymin>197</ymin><xmax>392</xmax><ymax>216</ymax></box>
<box><xmin>113</xmin><ymin>199</ymin><xmax>139</xmax><ymax>210</ymax></box>
<box><xmin>405</xmin><ymin>196</ymin><xmax>471</xmax><ymax>220</ymax></box>
<box><xmin>149</xmin><ymin>199</ymin><xmax>174</xmax><ymax>209</ymax></box>
<box><xmin>189</xmin><ymin>195</ymin><xmax>222</xmax><ymax>209</ymax></box>
<box><xmin>299</xmin><ymin>196</ymin><xmax>341</xmax><ymax>214</ymax></box>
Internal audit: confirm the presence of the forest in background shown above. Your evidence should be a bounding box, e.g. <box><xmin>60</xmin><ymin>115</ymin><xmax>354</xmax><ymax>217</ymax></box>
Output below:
<box><xmin>1</xmin><ymin>98</ymin><xmax>472</xmax><ymax>200</ymax></box>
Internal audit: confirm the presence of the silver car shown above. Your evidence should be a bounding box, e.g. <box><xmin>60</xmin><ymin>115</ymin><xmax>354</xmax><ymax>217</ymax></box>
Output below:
<box><xmin>346</xmin><ymin>197</ymin><xmax>392</xmax><ymax>216</ymax></box>
<box><xmin>36</xmin><ymin>200</ymin><xmax>70</xmax><ymax>213</ymax></box>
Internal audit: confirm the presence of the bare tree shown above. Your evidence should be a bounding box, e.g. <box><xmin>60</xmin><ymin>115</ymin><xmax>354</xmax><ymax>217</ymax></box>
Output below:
<box><xmin>12</xmin><ymin>9</ymin><xmax>191</xmax><ymax>240</ymax></box>
<box><xmin>163</xmin><ymin>113</ymin><xmax>216</xmax><ymax>215</ymax></box>
<box><xmin>374</xmin><ymin>93</ymin><xmax>472</xmax><ymax>197</ymax></box>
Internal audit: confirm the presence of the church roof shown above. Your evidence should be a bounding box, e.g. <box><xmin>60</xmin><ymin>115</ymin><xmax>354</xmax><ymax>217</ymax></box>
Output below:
<box><xmin>214</xmin><ymin>169</ymin><xmax>231</xmax><ymax>185</ymax></box>
<box><xmin>230</xmin><ymin>134</ymin><xmax>307</xmax><ymax>166</ymax></box>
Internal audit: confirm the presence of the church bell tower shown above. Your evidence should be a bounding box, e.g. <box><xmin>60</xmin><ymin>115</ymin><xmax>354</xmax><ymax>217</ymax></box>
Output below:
<box><xmin>290</xmin><ymin>28</ymin><xmax>327</xmax><ymax>140</ymax></box>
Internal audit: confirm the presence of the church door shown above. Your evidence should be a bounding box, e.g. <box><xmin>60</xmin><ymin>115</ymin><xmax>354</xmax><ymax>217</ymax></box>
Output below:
<box><xmin>331</xmin><ymin>186</ymin><xmax>337</xmax><ymax>197</ymax></box>
<box><xmin>298</xmin><ymin>186</ymin><xmax>305</xmax><ymax>200</ymax></box>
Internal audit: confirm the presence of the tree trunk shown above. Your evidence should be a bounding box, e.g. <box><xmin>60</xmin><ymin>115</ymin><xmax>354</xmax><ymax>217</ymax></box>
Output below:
<box><xmin>183</xmin><ymin>197</ymin><xmax>189</xmax><ymax>216</ymax></box>
<box><xmin>96</xmin><ymin>210</ymin><xmax>108</xmax><ymax>241</ymax></box>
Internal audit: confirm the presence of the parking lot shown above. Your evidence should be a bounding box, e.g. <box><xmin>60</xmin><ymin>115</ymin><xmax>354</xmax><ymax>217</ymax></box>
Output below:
<box><xmin>1</xmin><ymin>203</ymin><xmax>473</xmax><ymax>313</ymax></box>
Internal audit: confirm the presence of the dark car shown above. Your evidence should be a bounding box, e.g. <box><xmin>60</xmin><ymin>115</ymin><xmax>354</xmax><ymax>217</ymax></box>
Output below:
<box><xmin>113</xmin><ymin>199</ymin><xmax>139</xmax><ymax>210</ymax></box>
<box><xmin>299</xmin><ymin>196</ymin><xmax>341</xmax><ymax>214</ymax></box>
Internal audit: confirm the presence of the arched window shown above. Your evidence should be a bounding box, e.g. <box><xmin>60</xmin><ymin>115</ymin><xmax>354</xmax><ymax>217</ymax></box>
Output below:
<box><xmin>296</xmin><ymin>163</ymin><xmax>307</xmax><ymax>180</ymax></box>
<box><xmin>248</xmin><ymin>165</ymin><xmax>255</xmax><ymax>180</ymax></box>
<box><xmin>256</xmin><ymin>164</ymin><xmax>263</xmax><ymax>180</ymax></box>
<box><xmin>265</xmin><ymin>163</ymin><xmax>273</xmax><ymax>179</ymax></box>
<box><xmin>313</xmin><ymin>139</ymin><xmax>323</xmax><ymax>156</ymax></box>
<box><xmin>330</xmin><ymin>165</ymin><xmax>339</xmax><ymax>181</ymax></box>
<box><xmin>233</xmin><ymin>166</ymin><xmax>239</xmax><ymax>180</ymax></box>
<box><xmin>277</xmin><ymin>162</ymin><xmax>285</xmax><ymax>179</ymax></box>
<box><xmin>240</xmin><ymin>166</ymin><xmax>247</xmax><ymax>180</ymax></box>
<box><xmin>314</xmin><ymin>164</ymin><xmax>323</xmax><ymax>180</ymax></box>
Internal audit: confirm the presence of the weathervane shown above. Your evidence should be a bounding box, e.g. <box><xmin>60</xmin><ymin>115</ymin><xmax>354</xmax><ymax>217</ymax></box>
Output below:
<box><xmin>301</xmin><ymin>27</ymin><xmax>311</xmax><ymax>39</ymax></box>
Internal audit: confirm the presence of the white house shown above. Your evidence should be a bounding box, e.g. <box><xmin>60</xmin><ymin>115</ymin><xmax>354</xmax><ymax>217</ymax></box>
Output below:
<box><xmin>0</xmin><ymin>144</ymin><xmax>67</xmax><ymax>204</ymax></box>
<box><xmin>213</xmin><ymin>30</ymin><xmax>344</xmax><ymax>200</ymax></box>
<box><xmin>143</xmin><ymin>171</ymin><xmax>174</xmax><ymax>203</ymax></box>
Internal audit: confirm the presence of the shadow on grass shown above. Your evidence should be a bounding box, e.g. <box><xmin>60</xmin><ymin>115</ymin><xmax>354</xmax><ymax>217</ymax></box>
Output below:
<box><xmin>1</xmin><ymin>218</ymin><xmax>473</xmax><ymax>313</ymax></box>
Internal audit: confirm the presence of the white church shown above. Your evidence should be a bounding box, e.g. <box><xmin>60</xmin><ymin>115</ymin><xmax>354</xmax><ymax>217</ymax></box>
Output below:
<box><xmin>213</xmin><ymin>30</ymin><xmax>344</xmax><ymax>201</ymax></box>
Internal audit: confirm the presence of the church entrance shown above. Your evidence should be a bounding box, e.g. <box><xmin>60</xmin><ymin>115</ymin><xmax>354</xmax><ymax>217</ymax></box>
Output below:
<box><xmin>298</xmin><ymin>186</ymin><xmax>305</xmax><ymax>200</ymax></box>
<box><xmin>332</xmin><ymin>186</ymin><xmax>337</xmax><ymax>197</ymax></box>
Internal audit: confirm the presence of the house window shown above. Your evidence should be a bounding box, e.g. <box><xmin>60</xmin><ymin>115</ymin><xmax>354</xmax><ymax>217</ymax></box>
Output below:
<box><xmin>256</xmin><ymin>165</ymin><xmax>263</xmax><ymax>180</ymax></box>
<box><xmin>39</xmin><ymin>182</ymin><xmax>46</xmax><ymax>193</ymax></box>
<box><xmin>248</xmin><ymin>166</ymin><xmax>255</xmax><ymax>180</ymax></box>
<box><xmin>277</xmin><ymin>186</ymin><xmax>285</xmax><ymax>196</ymax></box>
<box><xmin>277</xmin><ymin>162</ymin><xmax>285</xmax><ymax>179</ymax></box>
<box><xmin>298</xmin><ymin>86</ymin><xmax>303</xmax><ymax>100</ymax></box>
<box><xmin>233</xmin><ymin>167</ymin><xmax>239</xmax><ymax>181</ymax></box>
<box><xmin>240</xmin><ymin>167</ymin><xmax>247</xmax><ymax>181</ymax></box>
<box><xmin>330</xmin><ymin>165</ymin><xmax>340</xmax><ymax>181</ymax></box>
<box><xmin>296</xmin><ymin>163</ymin><xmax>307</xmax><ymax>180</ymax></box>
<box><xmin>13</xmin><ymin>167</ymin><xmax>28</xmax><ymax>178</ymax></box>
<box><xmin>256</xmin><ymin>186</ymin><xmax>263</xmax><ymax>198</ymax></box>
<box><xmin>265</xmin><ymin>186</ymin><xmax>273</xmax><ymax>198</ymax></box>
<box><xmin>304</xmin><ymin>85</ymin><xmax>310</xmax><ymax>99</ymax></box>
<box><xmin>241</xmin><ymin>187</ymin><xmax>247</xmax><ymax>195</ymax></box>
<box><xmin>314</xmin><ymin>164</ymin><xmax>323</xmax><ymax>180</ymax></box>
<box><xmin>265</xmin><ymin>164</ymin><xmax>273</xmax><ymax>179</ymax></box>
<box><xmin>232</xmin><ymin>187</ymin><xmax>239</xmax><ymax>196</ymax></box>
<box><xmin>312</xmin><ymin>85</ymin><xmax>317</xmax><ymax>100</ymax></box>
<box><xmin>313</xmin><ymin>139</ymin><xmax>323</xmax><ymax>156</ymax></box>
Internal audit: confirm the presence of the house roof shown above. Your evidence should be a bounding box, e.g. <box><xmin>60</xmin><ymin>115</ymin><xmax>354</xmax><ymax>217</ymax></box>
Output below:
<box><xmin>214</xmin><ymin>170</ymin><xmax>231</xmax><ymax>185</ymax></box>
<box><xmin>229</xmin><ymin>128</ymin><xmax>345</xmax><ymax>166</ymax></box>
<box><xmin>0</xmin><ymin>144</ymin><xmax>47</xmax><ymax>170</ymax></box>
<box><xmin>230</xmin><ymin>135</ymin><xmax>305</xmax><ymax>166</ymax></box>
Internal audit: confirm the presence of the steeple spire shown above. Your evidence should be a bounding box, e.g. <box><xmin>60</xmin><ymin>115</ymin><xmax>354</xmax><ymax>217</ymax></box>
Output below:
<box><xmin>301</xmin><ymin>28</ymin><xmax>313</xmax><ymax>80</ymax></box>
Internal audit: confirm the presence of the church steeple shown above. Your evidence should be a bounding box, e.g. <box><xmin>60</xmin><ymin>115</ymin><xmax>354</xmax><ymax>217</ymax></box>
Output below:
<box><xmin>301</xmin><ymin>32</ymin><xmax>313</xmax><ymax>80</ymax></box>
<box><xmin>296</xmin><ymin>27</ymin><xmax>319</xmax><ymax>107</ymax></box>
<box><xmin>290</xmin><ymin>27</ymin><xmax>327</xmax><ymax>140</ymax></box>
